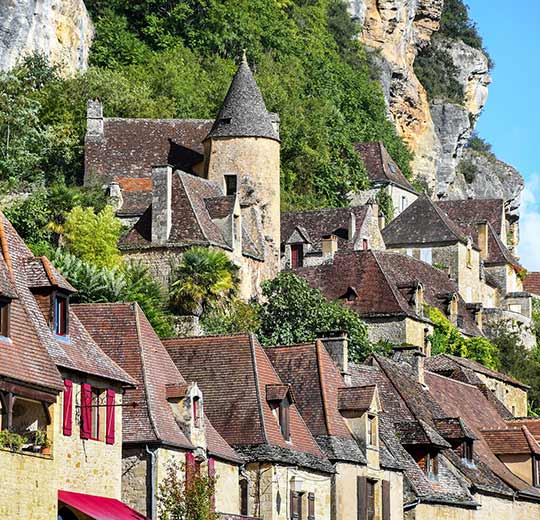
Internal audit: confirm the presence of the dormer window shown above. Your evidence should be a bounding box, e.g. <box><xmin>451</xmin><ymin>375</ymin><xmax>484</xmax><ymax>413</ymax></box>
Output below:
<box><xmin>267</xmin><ymin>384</ymin><xmax>293</xmax><ymax>441</ymax></box>
<box><xmin>463</xmin><ymin>439</ymin><xmax>474</xmax><ymax>464</ymax></box>
<box><xmin>0</xmin><ymin>299</ymin><xmax>11</xmax><ymax>338</ymax></box>
<box><xmin>225</xmin><ymin>174</ymin><xmax>237</xmax><ymax>195</ymax></box>
<box><xmin>279</xmin><ymin>397</ymin><xmax>291</xmax><ymax>441</ymax></box>
<box><xmin>192</xmin><ymin>395</ymin><xmax>202</xmax><ymax>428</ymax></box>
<box><xmin>53</xmin><ymin>293</ymin><xmax>69</xmax><ymax>337</ymax></box>
<box><xmin>367</xmin><ymin>414</ymin><xmax>377</xmax><ymax>447</ymax></box>
<box><xmin>533</xmin><ymin>456</ymin><xmax>540</xmax><ymax>487</ymax></box>
<box><xmin>426</xmin><ymin>452</ymin><xmax>439</xmax><ymax>480</ymax></box>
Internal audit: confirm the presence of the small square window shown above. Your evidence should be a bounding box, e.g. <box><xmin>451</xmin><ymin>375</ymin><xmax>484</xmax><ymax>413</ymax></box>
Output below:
<box><xmin>54</xmin><ymin>293</ymin><xmax>69</xmax><ymax>336</ymax></box>
<box><xmin>0</xmin><ymin>299</ymin><xmax>10</xmax><ymax>338</ymax></box>
<box><xmin>192</xmin><ymin>396</ymin><xmax>202</xmax><ymax>428</ymax></box>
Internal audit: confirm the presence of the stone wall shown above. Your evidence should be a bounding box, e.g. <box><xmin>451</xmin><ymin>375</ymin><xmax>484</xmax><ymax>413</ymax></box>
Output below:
<box><xmin>215</xmin><ymin>458</ymin><xmax>241</xmax><ymax>514</ymax></box>
<box><xmin>365</xmin><ymin>317</ymin><xmax>408</xmax><ymax>346</ymax></box>
<box><xmin>474</xmin><ymin>372</ymin><xmax>528</xmax><ymax>418</ymax></box>
<box><xmin>122</xmin><ymin>447</ymin><xmax>151</xmax><ymax>516</ymax></box>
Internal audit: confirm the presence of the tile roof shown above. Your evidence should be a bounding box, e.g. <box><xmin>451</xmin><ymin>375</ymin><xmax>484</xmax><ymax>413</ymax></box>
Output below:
<box><xmin>281</xmin><ymin>205</ymin><xmax>369</xmax><ymax>252</ymax></box>
<box><xmin>481</xmin><ymin>426</ymin><xmax>540</xmax><ymax>456</ymax></box>
<box><xmin>119</xmin><ymin>171</ymin><xmax>262</xmax><ymax>260</ymax></box>
<box><xmin>337</xmin><ymin>385</ymin><xmax>376</xmax><ymax>413</ymax></box>
<box><xmin>433</xmin><ymin>417</ymin><xmax>477</xmax><ymax>441</ymax></box>
<box><xmin>524</xmin><ymin>272</ymin><xmax>540</xmax><ymax>296</ymax></box>
<box><xmin>295</xmin><ymin>250</ymin><xmax>481</xmax><ymax>336</ymax></box>
<box><xmin>425</xmin><ymin>354</ymin><xmax>529</xmax><ymax>390</ymax></box>
<box><xmin>265</xmin><ymin>341</ymin><xmax>368</xmax><ymax>464</ymax></box>
<box><xmin>0</xmin><ymin>214</ymin><xmax>133</xmax><ymax>391</ymax></box>
<box><xmin>507</xmin><ymin>418</ymin><xmax>540</xmax><ymax>443</ymax></box>
<box><xmin>74</xmin><ymin>303</ymin><xmax>241</xmax><ymax>463</ymax></box>
<box><xmin>85</xmin><ymin>118</ymin><xmax>212</xmax><ymax>185</ymax></box>
<box><xmin>354</xmin><ymin>142</ymin><xmax>417</xmax><ymax>194</ymax></box>
<box><xmin>163</xmin><ymin>333</ymin><xmax>333</xmax><ymax>473</ymax></box>
<box><xmin>382</xmin><ymin>196</ymin><xmax>468</xmax><ymax>248</ymax></box>
<box><xmin>206</xmin><ymin>56</ymin><xmax>279</xmax><ymax>142</ymax></box>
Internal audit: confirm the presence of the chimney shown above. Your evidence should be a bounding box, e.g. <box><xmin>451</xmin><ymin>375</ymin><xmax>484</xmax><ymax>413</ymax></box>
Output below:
<box><xmin>86</xmin><ymin>99</ymin><xmax>104</xmax><ymax>139</ymax></box>
<box><xmin>322</xmin><ymin>234</ymin><xmax>338</xmax><ymax>257</ymax></box>
<box><xmin>478</xmin><ymin>221</ymin><xmax>488</xmax><ymax>259</ymax></box>
<box><xmin>108</xmin><ymin>181</ymin><xmax>123</xmax><ymax>212</ymax></box>
<box><xmin>392</xmin><ymin>345</ymin><xmax>426</xmax><ymax>386</ymax></box>
<box><xmin>348</xmin><ymin>212</ymin><xmax>356</xmax><ymax>241</ymax></box>
<box><xmin>319</xmin><ymin>332</ymin><xmax>351</xmax><ymax>385</ymax></box>
<box><xmin>151</xmin><ymin>165</ymin><xmax>173</xmax><ymax>244</ymax></box>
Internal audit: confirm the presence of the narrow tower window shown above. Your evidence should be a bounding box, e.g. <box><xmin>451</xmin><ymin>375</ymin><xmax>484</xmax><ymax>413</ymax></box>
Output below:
<box><xmin>225</xmin><ymin>175</ymin><xmax>237</xmax><ymax>195</ymax></box>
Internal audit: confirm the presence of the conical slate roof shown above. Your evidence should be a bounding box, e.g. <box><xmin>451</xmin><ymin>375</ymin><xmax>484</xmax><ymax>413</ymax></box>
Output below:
<box><xmin>206</xmin><ymin>54</ymin><xmax>279</xmax><ymax>141</ymax></box>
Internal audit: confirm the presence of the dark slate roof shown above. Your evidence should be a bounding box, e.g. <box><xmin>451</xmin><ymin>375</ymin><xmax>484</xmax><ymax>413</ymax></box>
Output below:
<box><xmin>119</xmin><ymin>171</ymin><xmax>262</xmax><ymax>260</ymax></box>
<box><xmin>281</xmin><ymin>205</ymin><xmax>370</xmax><ymax>252</ymax></box>
<box><xmin>74</xmin><ymin>303</ymin><xmax>241</xmax><ymax>463</ymax></box>
<box><xmin>206</xmin><ymin>56</ymin><xmax>279</xmax><ymax>142</ymax></box>
<box><xmin>354</xmin><ymin>142</ymin><xmax>417</xmax><ymax>194</ymax></box>
<box><xmin>382</xmin><ymin>196</ymin><xmax>469</xmax><ymax>248</ymax></box>
<box><xmin>265</xmin><ymin>341</ymin><xmax>367</xmax><ymax>464</ymax></box>
<box><xmin>85</xmin><ymin>118</ymin><xmax>212</xmax><ymax>185</ymax></box>
<box><xmin>425</xmin><ymin>354</ymin><xmax>530</xmax><ymax>390</ymax></box>
<box><xmin>295</xmin><ymin>250</ymin><xmax>481</xmax><ymax>336</ymax></box>
<box><xmin>524</xmin><ymin>272</ymin><xmax>540</xmax><ymax>297</ymax></box>
<box><xmin>163</xmin><ymin>334</ymin><xmax>332</xmax><ymax>472</ymax></box>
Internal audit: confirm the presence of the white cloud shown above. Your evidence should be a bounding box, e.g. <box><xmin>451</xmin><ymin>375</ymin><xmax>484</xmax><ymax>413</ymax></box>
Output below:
<box><xmin>518</xmin><ymin>173</ymin><xmax>540</xmax><ymax>271</ymax></box>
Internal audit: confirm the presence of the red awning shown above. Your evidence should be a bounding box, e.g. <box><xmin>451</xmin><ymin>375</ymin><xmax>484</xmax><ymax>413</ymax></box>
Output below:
<box><xmin>58</xmin><ymin>490</ymin><xmax>149</xmax><ymax>520</ymax></box>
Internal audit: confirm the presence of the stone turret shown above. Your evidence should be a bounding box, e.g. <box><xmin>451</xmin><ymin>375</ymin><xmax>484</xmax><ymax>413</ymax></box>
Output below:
<box><xmin>203</xmin><ymin>53</ymin><xmax>281</xmax><ymax>281</ymax></box>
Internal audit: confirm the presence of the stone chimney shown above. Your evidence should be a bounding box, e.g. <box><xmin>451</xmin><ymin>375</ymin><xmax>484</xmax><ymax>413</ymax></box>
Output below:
<box><xmin>319</xmin><ymin>332</ymin><xmax>351</xmax><ymax>385</ymax></box>
<box><xmin>348</xmin><ymin>212</ymin><xmax>356</xmax><ymax>241</ymax></box>
<box><xmin>392</xmin><ymin>345</ymin><xmax>426</xmax><ymax>386</ymax></box>
<box><xmin>478</xmin><ymin>221</ymin><xmax>489</xmax><ymax>259</ymax></box>
<box><xmin>151</xmin><ymin>165</ymin><xmax>173</xmax><ymax>245</ymax></box>
<box><xmin>322</xmin><ymin>234</ymin><xmax>338</xmax><ymax>257</ymax></box>
<box><xmin>86</xmin><ymin>99</ymin><xmax>104</xmax><ymax>139</ymax></box>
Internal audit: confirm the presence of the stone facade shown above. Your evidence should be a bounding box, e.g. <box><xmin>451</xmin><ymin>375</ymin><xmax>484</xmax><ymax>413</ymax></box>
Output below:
<box><xmin>364</xmin><ymin>316</ymin><xmax>432</xmax><ymax>351</ymax></box>
<box><xmin>473</xmin><ymin>371</ymin><xmax>528</xmax><ymax>418</ymax></box>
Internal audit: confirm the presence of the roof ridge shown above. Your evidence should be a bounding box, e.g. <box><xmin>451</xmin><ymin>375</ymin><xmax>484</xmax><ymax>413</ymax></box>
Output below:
<box><xmin>315</xmin><ymin>340</ymin><xmax>332</xmax><ymax>436</ymax></box>
<box><xmin>249</xmin><ymin>332</ymin><xmax>268</xmax><ymax>444</ymax></box>
<box><xmin>427</xmin><ymin>197</ymin><xmax>467</xmax><ymax>243</ymax></box>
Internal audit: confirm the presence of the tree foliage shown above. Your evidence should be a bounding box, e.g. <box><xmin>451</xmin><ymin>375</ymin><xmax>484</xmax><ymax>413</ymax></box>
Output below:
<box><xmin>376</xmin><ymin>188</ymin><xmax>394</xmax><ymax>223</ymax></box>
<box><xmin>426</xmin><ymin>306</ymin><xmax>500</xmax><ymax>369</ymax></box>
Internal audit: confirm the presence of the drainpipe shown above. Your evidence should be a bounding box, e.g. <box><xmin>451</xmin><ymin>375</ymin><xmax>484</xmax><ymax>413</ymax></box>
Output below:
<box><xmin>146</xmin><ymin>445</ymin><xmax>157</xmax><ymax>520</ymax></box>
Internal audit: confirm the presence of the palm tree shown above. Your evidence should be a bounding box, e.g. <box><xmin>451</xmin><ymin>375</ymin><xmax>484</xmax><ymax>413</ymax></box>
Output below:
<box><xmin>169</xmin><ymin>247</ymin><xmax>239</xmax><ymax>317</ymax></box>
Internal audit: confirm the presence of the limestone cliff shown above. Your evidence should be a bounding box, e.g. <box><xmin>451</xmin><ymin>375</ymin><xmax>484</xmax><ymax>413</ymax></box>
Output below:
<box><xmin>0</xmin><ymin>0</ymin><xmax>93</xmax><ymax>74</ymax></box>
<box><xmin>349</xmin><ymin>0</ymin><xmax>522</xmax><ymax>213</ymax></box>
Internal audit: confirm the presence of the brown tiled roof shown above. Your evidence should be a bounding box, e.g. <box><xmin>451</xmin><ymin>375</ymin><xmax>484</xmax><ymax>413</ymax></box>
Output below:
<box><xmin>425</xmin><ymin>354</ymin><xmax>529</xmax><ymax>390</ymax></box>
<box><xmin>507</xmin><ymin>418</ymin><xmax>540</xmax><ymax>443</ymax></box>
<box><xmin>163</xmin><ymin>334</ymin><xmax>332</xmax><ymax>472</ymax></box>
<box><xmin>382</xmin><ymin>196</ymin><xmax>468</xmax><ymax>247</ymax></box>
<box><xmin>281</xmin><ymin>205</ymin><xmax>369</xmax><ymax>252</ymax></box>
<box><xmin>524</xmin><ymin>272</ymin><xmax>540</xmax><ymax>296</ymax></box>
<box><xmin>0</xmin><ymin>214</ymin><xmax>133</xmax><ymax>391</ymax></box>
<box><xmin>481</xmin><ymin>426</ymin><xmax>540</xmax><ymax>455</ymax></box>
<box><xmin>296</xmin><ymin>250</ymin><xmax>481</xmax><ymax>336</ymax></box>
<box><xmin>74</xmin><ymin>303</ymin><xmax>241</xmax><ymax>463</ymax></box>
<box><xmin>354</xmin><ymin>142</ymin><xmax>417</xmax><ymax>194</ymax></box>
<box><xmin>119</xmin><ymin>172</ymin><xmax>262</xmax><ymax>260</ymax></box>
<box><xmin>433</xmin><ymin>417</ymin><xmax>477</xmax><ymax>440</ymax></box>
<box><xmin>85</xmin><ymin>118</ymin><xmax>212</xmax><ymax>185</ymax></box>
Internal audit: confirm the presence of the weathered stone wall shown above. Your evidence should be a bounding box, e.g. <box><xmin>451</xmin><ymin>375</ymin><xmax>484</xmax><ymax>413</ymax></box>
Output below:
<box><xmin>474</xmin><ymin>372</ymin><xmax>528</xmax><ymax>418</ymax></box>
<box><xmin>0</xmin><ymin>0</ymin><xmax>94</xmax><ymax>74</ymax></box>
<box><xmin>214</xmin><ymin>458</ymin><xmax>241</xmax><ymax>515</ymax></box>
<box><xmin>122</xmin><ymin>447</ymin><xmax>150</xmax><ymax>516</ymax></box>
<box><xmin>405</xmin><ymin>318</ymin><xmax>432</xmax><ymax>350</ymax></box>
<box><xmin>365</xmin><ymin>317</ymin><xmax>408</xmax><ymax>346</ymax></box>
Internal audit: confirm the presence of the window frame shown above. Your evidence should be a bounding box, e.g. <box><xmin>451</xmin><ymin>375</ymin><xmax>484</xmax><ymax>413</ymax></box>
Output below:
<box><xmin>0</xmin><ymin>298</ymin><xmax>10</xmax><ymax>338</ymax></box>
<box><xmin>290</xmin><ymin>244</ymin><xmax>304</xmax><ymax>269</ymax></box>
<box><xmin>366</xmin><ymin>480</ymin><xmax>376</xmax><ymax>520</ymax></box>
<box><xmin>225</xmin><ymin>174</ymin><xmax>238</xmax><ymax>196</ymax></box>
<box><xmin>53</xmin><ymin>292</ymin><xmax>69</xmax><ymax>337</ymax></box>
<box><xmin>367</xmin><ymin>414</ymin><xmax>377</xmax><ymax>447</ymax></box>
<box><xmin>90</xmin><ymin>387</ymin><xmax>102</xmax><ymax>441</ymax></box>
<box><xmin>192</xmin><ymin>395</ymin><xmax>202</xmax><ymax>429</ymax></box>
<box><xmin>279</xmin><ymin>397</ymin><xmax>291</xmax><ymax>441</ymax></box>
<box><xmin>533</xmin><ymin>456</ymin><xmax>540</xmax><ymax>487</ymax></box>
<box><xmin>426</xmin><ymin>451</ymin><xmax>439</xmax><ymax>480</ymax></box>
<box><xmin>463</xmin><ymin>439</ymin><xmax>474</xmax><ymax>464</ymax></box>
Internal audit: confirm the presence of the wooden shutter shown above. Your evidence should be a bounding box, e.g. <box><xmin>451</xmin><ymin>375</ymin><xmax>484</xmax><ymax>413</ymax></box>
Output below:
<box><xmin>308</xmin><ymin>492</ymin><xmax>315</xmax><ymax>520</ymax></box>
<box><xmin>185</xmin><ymin>452</ymin><xmax>196</xmax><ymax>487</ymax></box>
<box><xmin>290</xmin><ymin>490</ymin><xmax>300</xmax><ymax>520</ymax></box>
<box><xmin>105</xmin><ymin>389</ymin><xmax>115</xmax><ymax>445</ymax></box>
<box><xmin>63</xmin><ymin>379</ymin><xmax>73</xmax><ymax>436</ymax></box>
<box><xmin>382</xmin><ymin>480</ymin><xmax>391</xmax><ymax>520</ymax></box>
<box><xmin>357</xmin><ymin>476</ymin><xmax>367</xmax><ymax>520</ymax></box>
<box><xmin>80</xmin><ymin>383</ymin><xmax>92</xmax><ymax>439</ymax></box>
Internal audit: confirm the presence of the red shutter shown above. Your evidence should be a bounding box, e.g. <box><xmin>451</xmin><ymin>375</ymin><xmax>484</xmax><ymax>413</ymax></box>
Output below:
<box><xmin>208</xmin><ymin>457</ymin><xmax>216</xmax><ymax>512</ymax></box>
<box><xmin>63</xmin><ymin>379</ymin><xmax>73</xmax><ymax>436</ymax></box>
<box><xmin>185</xmin><ymin>452</ymin><xmax>196</xmax><ymax>486</ymax></box>
<box><xmin>80</xmin><ymin>383</ymin><xmax>92</xmax><ymax>439</ymax></box>
<box><xmin>106</xmin><ymin>389</ymin><xmax>116</xmax><ymax>445</ymax></box>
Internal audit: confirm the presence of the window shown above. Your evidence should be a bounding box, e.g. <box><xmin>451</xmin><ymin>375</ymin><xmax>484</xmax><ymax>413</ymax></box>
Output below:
<box><xmin>291</xmin><ymin>244</ymin><xmax>304</xmax><ymax>269</ymax></box>
<box><xmin>91</xmin><ymin>388</ymin><xmax>102</xmax><ymax>440</ymax></box>
<box><xmin>463</xmin><ymin>440</ymin><xmax>474</xmax><ymax>464</ymax></box>
<box><xmin>240</xmin><ymin>479</ymin><xmax>249</xmax><ymax>515</ymax></box>
<box><xmin>290</xmin><ymin>491</ymin><xmax>302</xmax><ymax>520</ymax></box>
<box><xmin>401</xmin><ymin>196</ymin><xmax>407</xmax><ymax>213</ymax></box>
<box><xmin>307</xmin><ymin>492</ymin><xmax>315</xmax><ymax>520</ymax></box>
<box><xmin>362</xmin><ymin>238</ymin><xmax>369</xmax><ymax>251</ymax></box>
<box><xmin>420</xmin><ymin>248</ymin><xmax>432</xmax><ymax>265</ymax></box>
<box><xmin>279</xmin><ymin>398</ymin><xmax>291</xmax><ymax>441</ymax></box>
<box><xmin>225</xmin><ymin>174</ymin><xmax>237</xmax><ymax>195</ymax></box>
<box><xmin>53</xmin><ymin>293</ymin><xmax>69</xmax><ymax>336</ymax></box>
<box><xmin>466</xmin><ymin>244</ymin><xmax>473</xmax><ymax>268</ymax></box>
<box><xmin>0</xmin><ymin>299</ymin><xmax>10</xmax><ymax>338</ymax></box>
<box><xmin>192</xmin><ymin>396</ymin><xmax>201</xmax><ymax>428</ymax></box>
<box><xmin>367</xmin><ymin>414</ymin><xmax>377</xmax><ymax>447</ymax></box>
<box><xmin>367</xmin><ymin>480</ymin><xmax>376</xmax><ymax>520</ymax></box>
<box><xmin>533</xmin><ymin>457</ymin><xmax>540</xmax><ymax>487</ymax></box>
<box><xmin>426</xmin><ymin>452</ymin><xmax>439</xmax><ymax>480</ymax></box>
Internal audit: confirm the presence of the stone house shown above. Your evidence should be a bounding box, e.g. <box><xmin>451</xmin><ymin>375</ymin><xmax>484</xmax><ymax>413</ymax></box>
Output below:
<box><xmin>0</xmin><ymin>212</ymin><xmax>145</xmax><ymax>520</ymax></box>
<box><xmin>74</xmin><ymin>302</ymin><xmax>246</xmax><ymax>519</ymax></box>
<box><xmin>425</xmin><ymin>354</ymin><xmax>530</xmax><ymax>418</ymax></box>
<box><xmin>350</xmin><ymin>142</ymin><xmax>419</xmax><ymax>219</ymax></box>
<box><xmin>84</xmin><ymin>54</ymin><xmax>281</xmax><ymax>299</ymax></box>
<box><xmin>163</xmin><ymin>333</ymin><xmax>335</xmax><ymax>520</ymax></box>
<box><xmin>294</xmin><ymin>250</ymin><xmax>482</xmax><ymax>351</ymax></box>
<box><xmin>353</xmin><ymin>350</ymin><xmax>540</xmax><ymax>519</ymax></box>
<box><xmin>280</xmin><ymin>202</ymin><xmax>385</xmax><ymax>270</ymax></box>
<box><xmin>265</xmin><ymin>336</ymin><xmax>404</xmax><ymax>520</ymax></box>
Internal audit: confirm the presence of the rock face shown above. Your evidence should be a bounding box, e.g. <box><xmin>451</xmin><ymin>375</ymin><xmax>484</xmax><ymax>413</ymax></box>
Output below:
<box><xmin>348</xmin><ymin>0</ymin><xmax>519</xmax><ymax>210</ymax></box>
<box><xmin>0</xmin><ymin>0</ymin><xmax>93</xmax><ymax>74</ymax></box>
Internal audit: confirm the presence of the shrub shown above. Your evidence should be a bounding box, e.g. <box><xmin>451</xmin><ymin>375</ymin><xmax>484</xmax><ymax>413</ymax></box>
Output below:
<box><xmin>376</xmin><ymin>188</ymin><xmax>394</xmax><ymax>223</ymax></box>
<box><xmin>458</xmin><ymin>159</ymin><xmax>478</xmax><ymax>184</ymax></box>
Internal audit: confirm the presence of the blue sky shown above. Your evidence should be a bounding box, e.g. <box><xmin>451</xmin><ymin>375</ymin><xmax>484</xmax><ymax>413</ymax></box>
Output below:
<box><xmin>466</xmin><ymin>0</ymin><xmax>540</xmax><ymax>270</ymax></box>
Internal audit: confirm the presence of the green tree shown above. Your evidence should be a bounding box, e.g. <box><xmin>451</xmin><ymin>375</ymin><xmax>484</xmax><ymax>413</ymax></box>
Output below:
<box><xmin>169</xmin><ymin>247</ymin><xmax>239</xmax><ymax>317</ymax></box>
<box><xmin>376</xmin><ymin>188</ymin><xmax>394</xmax><ymax>223</ymax></box>
<box><xmin>59</xmin><ymin>206</ymin><xmax>122</xmax><ymax>268</ymax></box>
<box><xmin>258</xmin><ymin>272</ymin><xmax>371</xmax><ymax>362</ymax></box>
<box><xmin>202</xmin><ymin>298</ymin><xmax>261</xmax><ymax>335</ymax></box>
<box><xmin>157</xmin><ymin>461</ymin><xmax>217</xmax><ymax>520</ymax></box>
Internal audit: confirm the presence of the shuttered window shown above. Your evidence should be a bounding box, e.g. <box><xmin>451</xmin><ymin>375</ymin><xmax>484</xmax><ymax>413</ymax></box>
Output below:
<box><xmin>279</xmin><ymin>397</ymin><xmax>291</xmax><ymax>441</ymax></box>
<box><xmin>105</xmin><ymin>389</ymin><xmax>115</xmax><ymax>445</ymax></box>
<box><xmin>308</xmin><ymin>492</ymin><xmax>315</xmax><ymax>520</ymax></box>
<box><xmin>63</xmin><ymin>379</ymin><xmax>73</xmax><ymax>436</ymax></box>
<box><xmin>367</xmin><ymin>480</ymin><xmax>375</xmax><ymax>520</ymax></box>
<box><xmin>80</xmin><ymin>383</ymin><xmax>92</xmax><ymax>439</ymax></box>
<box><xmin>290</xmin><ymin>491</ymin><xmax>301</xmax><ymax>520</ymax></box>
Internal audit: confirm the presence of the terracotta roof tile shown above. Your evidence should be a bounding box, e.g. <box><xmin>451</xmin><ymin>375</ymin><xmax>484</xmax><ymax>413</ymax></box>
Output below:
<box><xmin>337</xmin><ymin>385</ymin><xmax>376</xmax><ymax>412</ymax></box>
<box><xmin>524</xmin><ymin>272</ymin><xmax>540</xmax><ymax>296</ymax></box>
<box><xmin>481</xmin><ymin>426</ymin><xmax>540</xmax><ymax>455</ymax></box>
